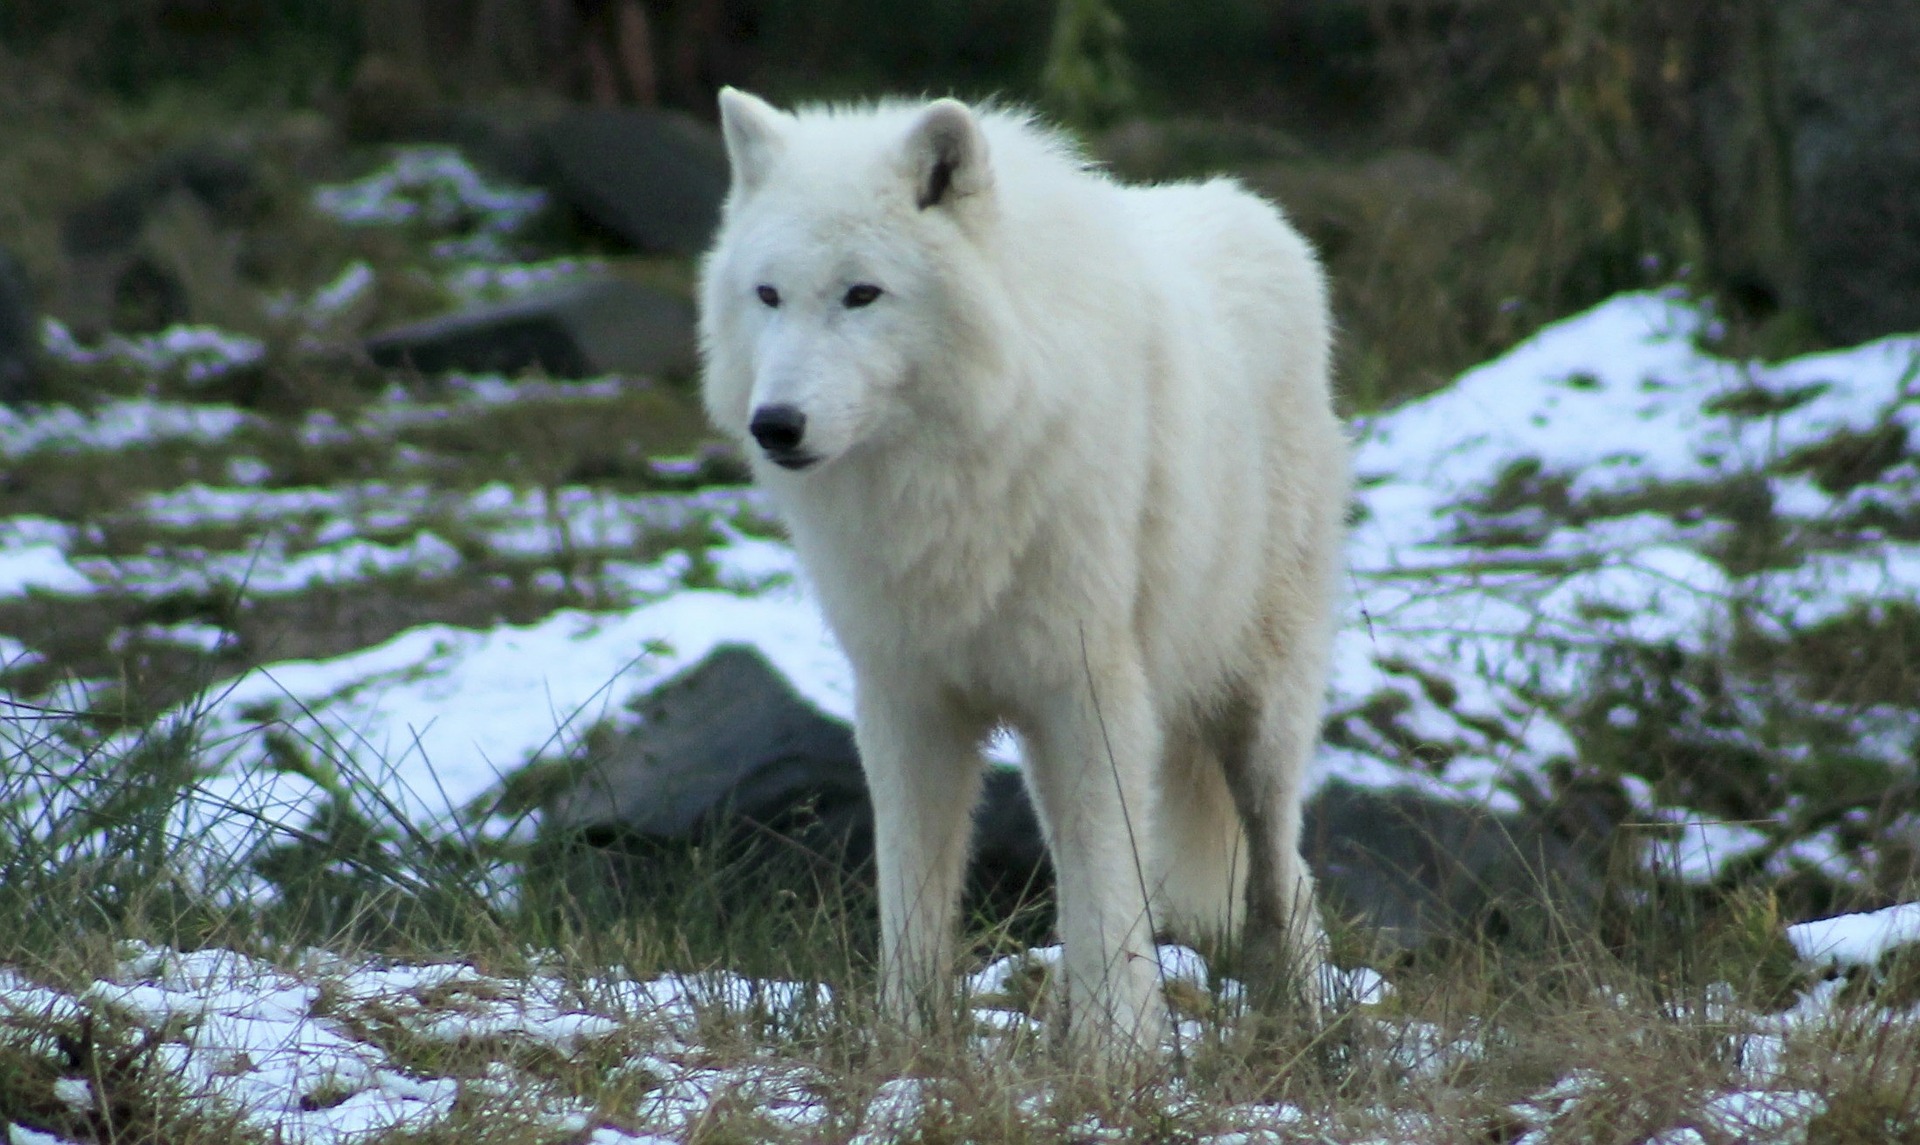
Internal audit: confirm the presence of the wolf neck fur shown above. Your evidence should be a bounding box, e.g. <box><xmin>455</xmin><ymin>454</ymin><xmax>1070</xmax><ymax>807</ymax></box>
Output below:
<box><xmin>778</xmin><ymin>359</ymin><xmax>1067</xmax><ymax>655</ymax></box>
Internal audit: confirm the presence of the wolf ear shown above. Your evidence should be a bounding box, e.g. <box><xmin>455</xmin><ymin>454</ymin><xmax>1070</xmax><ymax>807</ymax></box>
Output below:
<box><xmin>901</xmin><ymin>99</ymin><xmax>991</xmax><ymax>211</ymax></box>
<box><xmin>717</xmin><ymin>87</ymin><xmax>788</xmax><ymax>193</ymax></box>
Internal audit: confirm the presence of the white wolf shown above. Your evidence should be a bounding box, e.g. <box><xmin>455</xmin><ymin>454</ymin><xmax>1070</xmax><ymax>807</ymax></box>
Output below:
<box><xmin>698</xmin><ymin>89</ymin><xmax>1349</xmax><ymax>1051</ymax></box>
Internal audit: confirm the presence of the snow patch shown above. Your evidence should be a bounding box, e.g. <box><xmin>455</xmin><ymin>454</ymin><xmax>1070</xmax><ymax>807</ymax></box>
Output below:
<box><xmin>1788</xmin><ymin>901</ymin><xmax>1920</xmax><ymax>968</ymax></box>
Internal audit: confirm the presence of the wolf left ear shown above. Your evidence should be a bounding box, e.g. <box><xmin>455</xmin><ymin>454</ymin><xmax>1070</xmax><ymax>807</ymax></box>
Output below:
<box><xmin>718</xmin><ymin>87</ymin><xmax>788</xmax><ymax>193</ymax></box>
<box><xmin>902</xmin><ymin>99</ymin><xmax>991</xmax><ymax>211</ymax></box>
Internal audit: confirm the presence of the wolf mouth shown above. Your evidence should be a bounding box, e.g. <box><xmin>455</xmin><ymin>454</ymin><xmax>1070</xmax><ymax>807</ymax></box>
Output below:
<box><xmin>766</xmin><ymin>449</ymin><xmax>821</xmax><ymax>471</ymax></box>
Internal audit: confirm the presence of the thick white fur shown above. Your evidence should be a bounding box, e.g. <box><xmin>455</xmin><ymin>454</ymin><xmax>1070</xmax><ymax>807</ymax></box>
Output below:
<box><xmin>699</xmin><ymin>89</ymin><xmax>1349</xmax><ymax>1052</ymax></box>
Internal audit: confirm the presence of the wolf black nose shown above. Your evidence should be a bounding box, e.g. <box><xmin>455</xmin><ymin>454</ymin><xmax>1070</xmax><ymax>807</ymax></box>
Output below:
<box><xmin>749</xmin><ymin>404</ymin><xmax>807</xmax><ymax>453</ymax></box>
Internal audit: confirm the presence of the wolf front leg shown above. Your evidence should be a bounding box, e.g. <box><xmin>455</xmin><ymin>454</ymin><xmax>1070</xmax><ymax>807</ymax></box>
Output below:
<box><xmin>1024</xmin><ymin>651</ymin><xmax>1168</xmax><ymax>1056</ymax></box>
<box><xmin>856</xmin><ymin>682</ymin><xmax>986</xmax><ymax>1033</ymax></box>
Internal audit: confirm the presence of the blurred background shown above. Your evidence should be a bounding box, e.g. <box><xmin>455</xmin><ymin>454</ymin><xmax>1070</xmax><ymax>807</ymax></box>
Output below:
<box><xmin>2</xmin><ymin>0</ymin><xmax>1916</xmax><ymax>408</ymax></box>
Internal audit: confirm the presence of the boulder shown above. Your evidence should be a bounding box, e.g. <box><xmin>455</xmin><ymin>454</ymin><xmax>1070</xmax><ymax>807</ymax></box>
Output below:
<box><xmin>548</xmin><ymin>643</ymin><xmax>869</xmax><ymax>845</ymax></box>
<box><xmin>1776</xmin><ymin>0</ymin><xmax>1920</xmax><ymax>343</ymax></box>
<box><xmin>534</xmin><ymin>108</ymin><xmax>728</xmax><ymax>256</ymax></box>
<box><xmin>60</xmin><ymin>144</ymin><xmax>259</xmax><ymax>261</ymax></box>
<box><xmin>337</xmin><ymin>81</ymin><xmax>554</xmax><ymax>191</ymax></box>
<box><xmin>1303</xmin><ymin>781</ymin><xmax>1609</xmax><ymax>955</ymax></box>
<box><xmin>364</xmin><ymin>276</ymin><xmax>696</xmax><ymax>379</ymax></box>
<box><xmin>0</xmin><ymin>248</ymin><xmax>39</xmax><ymax>404</ymax></box>
<box><xmin>1695</xmin><ymin>0</ymin><xmax>1920</xmax><ymax>342</ymax></box>
<box><xmin>971</xmin><ymin>765</ymin><xmax>1052</xmax><ymax>915</ymax></box>
<box><xmin>56</xmin><ymin>143</ymin><xmax>260</xmax><ymax>339</ymax></box>
<box><xmin>331</xmin><ymin>102</ymin><xmax>726</xmax><ymax>254</ymax></box>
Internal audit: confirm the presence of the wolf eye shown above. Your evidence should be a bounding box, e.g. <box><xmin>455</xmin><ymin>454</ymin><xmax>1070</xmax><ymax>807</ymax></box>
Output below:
<box><xmin>843</xmin><ymin>284</ymin><xmax>883</xmax><ymax>309</ymax></box>
<box><xmin>756</xmin><ymin>285</ymin><xmax>780</xmax><ymax>307</ymax></box>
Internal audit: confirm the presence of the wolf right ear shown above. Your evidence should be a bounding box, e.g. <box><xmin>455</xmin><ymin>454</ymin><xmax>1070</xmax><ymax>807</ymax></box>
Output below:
<box><xmin>717</xmin><ymin>87</ymin><xmax>788</xmax><ymax>193</ymax></box>
<box><xmin>902</xmin><ymin>99</ymin><xmax>991</xmax><ymax>211</ymax></box>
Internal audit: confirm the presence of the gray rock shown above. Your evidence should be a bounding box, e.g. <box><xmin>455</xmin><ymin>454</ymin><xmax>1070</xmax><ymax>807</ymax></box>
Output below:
<box><xmin>55</xmin><ymin>143</ymin><xmax>260</xmax><ymax>340</ymax></box>
<box><xmin>1303</xmin><ymin>781</ymin><xmax>1609</xmax><ymax>955</ymax></box>
<box><xmin>1695</xmin><ymin>0</ymin><xmax>1920</xmax><ymax>342</ymax></box>
<box><xmin>972</xmin><ymin>766</ymin><xmax>1051</xmax><ymax>912</ymax></box>
<box><xmin>345</xmin><ymin>105</ymin><xmax>728</xmax><ymax>255</ymax></box>
<box><xmin>550</xmin><ymin>643</ymin><xmax>868</xmax><ymax>843</ymax></box>
<box><xmin>535</xmin><ymin>108</ymin><xmax>728</xmax><ymax>256</ymax></box>
<box><xmin>60</xmin><ymin>144</ymin><xmax>259</xmax><ymax>260</ymax></box>
<box><xmin>365</xmin><ymin>276</ymin><xmax>696</xmax><ymax>379</ymax></box>
<box><xmin>1777</xmin><ymin>0</ymin><xmax>1920</xmax><ymax>343</ymax></box>
<box><xmin>0</xmin><ymin>248</ymin><xmax>39</xmax><ymax>404</ymax></box>
<box><xmin>339</xmin><ymin>90</ymin><xmax>554</xmax><ymax>191</ymax></box>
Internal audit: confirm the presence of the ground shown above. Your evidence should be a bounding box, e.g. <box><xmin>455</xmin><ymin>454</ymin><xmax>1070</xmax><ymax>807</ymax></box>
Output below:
<box><xmin>2</xmin><ymin>146</ymin><xmax>1918</xmax><ymax>1144</ymax></box>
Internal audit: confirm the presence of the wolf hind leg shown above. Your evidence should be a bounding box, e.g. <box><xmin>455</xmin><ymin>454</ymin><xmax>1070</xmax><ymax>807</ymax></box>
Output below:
<box><xmin>1213</xmin><ymin>674</ymin><xmax>1332</xmax><ymax>1018</ymax></box>
<box><xmin>1150</xmin><ymin>726</ymin><xmax>1248</xmax><ymax>948</ymax></box>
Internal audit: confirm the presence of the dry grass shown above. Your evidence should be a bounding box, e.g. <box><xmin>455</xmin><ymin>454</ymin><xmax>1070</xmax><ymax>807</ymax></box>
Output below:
<box><xmin>5</xmin><ymin>902</ymin><xmax>1911</xmax><ymax>1144</ymax></box>
<box><xmin>3</xmin><ymin>698</ymin><xmax>1916</xmax><ymax>1144</ymax></box>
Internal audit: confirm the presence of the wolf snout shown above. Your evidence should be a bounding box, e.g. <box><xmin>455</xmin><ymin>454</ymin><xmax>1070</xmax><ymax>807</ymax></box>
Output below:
<box><xmin>748</xmin><ymin>404</ymin><xmax>818</xmax><ymax>469</ymax></box>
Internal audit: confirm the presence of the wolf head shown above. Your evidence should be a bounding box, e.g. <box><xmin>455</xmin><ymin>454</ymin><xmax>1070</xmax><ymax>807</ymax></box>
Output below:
<box><xmin>698</xmin><ymin>89</ymin><xmax>1006</xmax><ymax>473</ymax></box>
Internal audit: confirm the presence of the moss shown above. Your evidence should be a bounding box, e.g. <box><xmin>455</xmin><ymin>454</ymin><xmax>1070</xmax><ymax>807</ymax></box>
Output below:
<box><xmin>1570</xmin><ymin>641</ymin><xmax>1780</xmax><ymax>822</ymax></box>
<box><xmin>297</xmin><ymin>1073</ymin><xmax>358</xmax><ymax>1111</ymax></box>
<box><xmin>397</xmin><ymin>385</ymin><xmax>714</xmax><ymax>491</ymax></box>
<box><xmin>1780</xmin><ymin>423</ymin><xmax>1912</xmax><ymax>496</ymax></box>
<box><xmin>1350</xmin><ymin>686</ymin><xmax>1458</xmax><ymax>771</ymax></box>
<box><xmin>1736</xmin><ymin>600</ymin><xmax>1920</xmax><ymax>709</ymax></box>
<box><xmin>1575</xmin><ymin>473</ymin><xmax>1788</xmax><ymax>575</ymax></box>
<box><xmin>1703</xmin><ymin>379</ymin><xmax>1828</xmax><ymax>419</ymax></box>
<box><xmin>491</xmin><ymin>751</ymin><xmax>596</xmax><ymax>821</ymax></box>
<box><xmin>1378</xmin><ymin>655</ymin><xmax>1461</xmax><ymax>710</ymax></box>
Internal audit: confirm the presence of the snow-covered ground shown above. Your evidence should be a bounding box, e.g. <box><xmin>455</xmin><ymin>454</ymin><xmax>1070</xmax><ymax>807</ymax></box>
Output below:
<box><xmin>7</xmin><ymin>907</ymin><xmax>1917</xmax><ymax>1145</ymax></box>
<box><xmin>7</xmin><ymin>286</ymin><xmax>1917</xmax><ymax>890</ymax></box>
<box><xmin>1335</xmin><ymin>291</ymin><xmax>1920</xmax><ymax>802</ymax></box>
